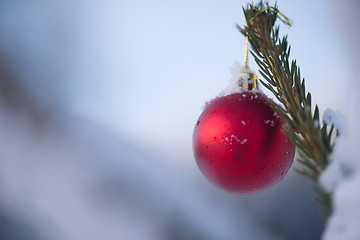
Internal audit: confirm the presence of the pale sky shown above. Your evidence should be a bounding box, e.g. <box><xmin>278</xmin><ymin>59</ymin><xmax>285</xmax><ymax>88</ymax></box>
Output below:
<box><xmin>65</xmin><ymin>0</ymin><xmax>350</xmax><ymax>167</ymax></box>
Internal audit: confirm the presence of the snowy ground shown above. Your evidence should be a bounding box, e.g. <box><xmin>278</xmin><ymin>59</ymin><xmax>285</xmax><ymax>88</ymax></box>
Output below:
<box><xmin>0</xmin><ymin>85</ymin><xmax>324</xmax><ymax>239</ymax></box>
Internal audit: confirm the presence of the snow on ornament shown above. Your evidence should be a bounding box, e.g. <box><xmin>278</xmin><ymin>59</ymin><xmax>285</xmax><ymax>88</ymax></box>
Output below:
<box><xmin>193</xmin><ymin>63</ymin><xmax>295</xmax><ymax>193</ymax></box>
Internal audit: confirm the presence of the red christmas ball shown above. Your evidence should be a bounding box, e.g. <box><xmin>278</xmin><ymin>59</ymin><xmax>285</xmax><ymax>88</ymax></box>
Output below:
<box><xmin>193</xmin><ymin>91</ymin><xmax>295</xmax><ymax>193</ymax></box>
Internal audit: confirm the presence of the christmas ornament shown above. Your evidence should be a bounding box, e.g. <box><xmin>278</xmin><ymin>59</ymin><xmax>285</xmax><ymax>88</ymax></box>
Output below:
<box><xmin>193</xmin><ymin>35</ymin><xmax>295</xmax><ymax>194</ymax></box>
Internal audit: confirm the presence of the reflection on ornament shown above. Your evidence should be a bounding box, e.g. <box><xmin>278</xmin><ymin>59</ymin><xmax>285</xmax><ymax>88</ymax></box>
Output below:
<box><xmin>238</xmin><ymin>72</ymin><xmax>258</xmax><ymax>90</ymax></box>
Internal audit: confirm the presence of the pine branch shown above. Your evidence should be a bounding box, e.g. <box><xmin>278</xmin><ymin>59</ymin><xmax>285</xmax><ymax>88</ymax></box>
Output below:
<box><xmin>239</xmin><ymin>1</ymin><xmax>335</xmax><ymax>215</ymax></box>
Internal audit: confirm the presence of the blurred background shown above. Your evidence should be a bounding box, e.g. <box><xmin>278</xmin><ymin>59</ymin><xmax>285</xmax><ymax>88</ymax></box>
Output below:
<box><xmin>0</xmin><ymin>0</ymin><xmax>356</xmax><ymax>239</ymax></box>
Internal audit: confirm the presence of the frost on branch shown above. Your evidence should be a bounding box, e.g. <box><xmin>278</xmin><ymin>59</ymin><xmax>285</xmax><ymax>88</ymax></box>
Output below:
<box><xmin>320</xmin><ymin>109</ymin><xmax>360</xmax><ymax>240</ymax></box>
<box><xmin>323</xmin><ymin>109</ymin><xmax>348</xmax><ymax>136</ymax></box>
